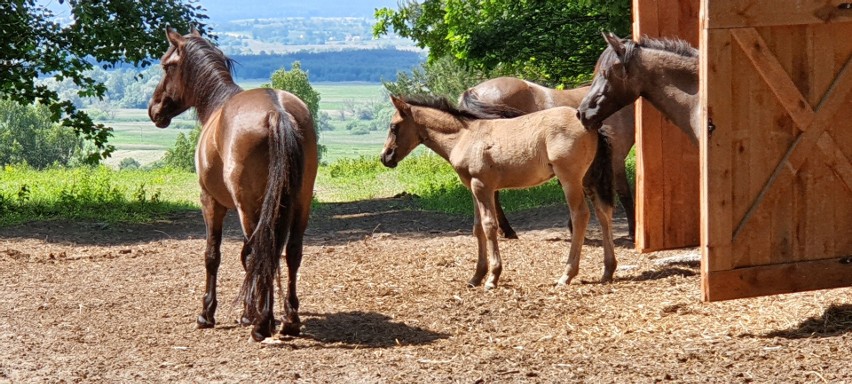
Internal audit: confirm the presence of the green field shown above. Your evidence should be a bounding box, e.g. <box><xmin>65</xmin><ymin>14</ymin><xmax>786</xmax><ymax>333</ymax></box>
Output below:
<box><xmin>101</xmin><ymin>83</ymin><xmax>389</xmax><ymax>168</ymax></box>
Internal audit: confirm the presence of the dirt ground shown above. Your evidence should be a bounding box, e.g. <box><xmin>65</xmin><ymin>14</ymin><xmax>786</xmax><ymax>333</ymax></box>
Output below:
<box><xmin>1</xmin><ymin>195</ymin><xmax>850</xmax><ymax>383</ymax></box>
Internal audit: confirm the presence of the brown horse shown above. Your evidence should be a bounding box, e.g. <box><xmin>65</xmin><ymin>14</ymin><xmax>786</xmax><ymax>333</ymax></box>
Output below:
<box><xmin>381</xmin><ymin>95</ymin><xmax>617</xmax><ymax>289</ymax></box>
<box><xmin>460</xmin><ymin>77</ymin><xmax>636</xmax><ymax>240</ymax></box>
<box><xmin>577</xmin><ymin>33</ymin><xmax>700</xmax><ymax>144</ymax></box>
<box><xmin>147</xmin><ymin>28</ymin><xmax>318</xmax><ymax>341</ymax></box>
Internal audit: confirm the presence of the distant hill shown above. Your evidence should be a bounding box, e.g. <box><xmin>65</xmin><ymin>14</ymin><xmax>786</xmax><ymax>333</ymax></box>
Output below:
<box><xmin>199</xmin><ymin>0</ymin><xmax>400</xmax><ymax>19</ymax></box>
<box><xmin>232</xmin><ymin>49</ymin><xmax>425</xmax><ymax>82</ymax></box>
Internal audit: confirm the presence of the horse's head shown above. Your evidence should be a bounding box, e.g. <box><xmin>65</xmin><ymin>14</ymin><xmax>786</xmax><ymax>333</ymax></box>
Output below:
<box><xmin>381</xmin><ymin>96</ymin><xmax>422</xmax><ymax>168</ymax></box>
<box><xmin>578</xmin><ymin>32</ymin><xmax>642</xmax><ymax>130</ymax></box>
<box><xmin>148</xmin><ymin>27</ymin><xmax>201</xmax><ymax>128</ymax></box>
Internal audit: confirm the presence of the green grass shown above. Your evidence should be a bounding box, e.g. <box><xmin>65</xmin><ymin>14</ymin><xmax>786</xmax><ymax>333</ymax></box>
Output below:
<box><xmin>0</xmin><ymin>165</ymin><xmax>198</xmax><ymax>226</ymax></box>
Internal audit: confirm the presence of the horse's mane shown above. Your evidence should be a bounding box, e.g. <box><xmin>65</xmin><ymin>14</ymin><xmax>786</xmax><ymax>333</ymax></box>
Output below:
<box><xmin>405</xmin><ymin>94</ymin><xmax>525</xmax><ymax>120</ymax></box>
<box><xmin>596</xmin><ymin>35</ymin><xmax>698</xmax><ymax>72</ymax></box>
<box><xmin>178</xmin><ymin>35</ymin><xmax>241</xmax><ymax>107</ymax></box>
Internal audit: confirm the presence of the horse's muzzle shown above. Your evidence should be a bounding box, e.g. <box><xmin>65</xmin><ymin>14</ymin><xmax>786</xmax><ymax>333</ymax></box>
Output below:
<box><xmin>380</xmin><ymin>149</ymin><xmax>398</xmax><ymax>168</ymax></box>
<box><xmin>576</xmin><ymin>110</ymin><xmax>602</xmax><ymax>131</ymax></box>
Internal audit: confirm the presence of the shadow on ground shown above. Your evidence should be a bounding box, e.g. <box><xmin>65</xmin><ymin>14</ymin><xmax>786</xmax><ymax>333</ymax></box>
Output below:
<box><xmin>299</xmin><ymin>311</ymin><xmax>450</xmax><ymax>348</ymax></box>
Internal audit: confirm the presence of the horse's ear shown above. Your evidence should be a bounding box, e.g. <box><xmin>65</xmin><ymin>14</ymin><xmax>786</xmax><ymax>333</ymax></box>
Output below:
<box><xmin>603</xmin><ymin>32</ymin><xmax>627</xmax><ymax>59</ymax></box>
<box><xmin>190</xmin><ymin>26</ymin><xmax>201</xmax><ymax>37</ymax></box>
<box><xmin>390</xmin><ymin>96</ymin><xmax>411</xmax><ymax>116</ymax></box>
<box><xmin>166</xmin><ymin>27</ymin><xmax>183</xmax><ymax>46</ymax></box>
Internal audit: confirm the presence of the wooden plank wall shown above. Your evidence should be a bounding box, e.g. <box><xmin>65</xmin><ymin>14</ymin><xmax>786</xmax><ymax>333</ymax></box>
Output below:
<box><xmin>700</xmin><ymin>0</ymin><xmax>852</xmax><ymax>301</ymax></box>
<box><xmin>632</xmin><ymin>0</ymin><xmax>701</xmax><ymax>252</ymax></box>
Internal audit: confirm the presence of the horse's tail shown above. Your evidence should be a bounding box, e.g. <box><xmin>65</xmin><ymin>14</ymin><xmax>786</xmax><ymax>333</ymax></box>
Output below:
<box><xmin>240</xmin><ymin>107</ymin><xmax>304</xmax><ymax>337</ymax></box>
<box><xmin>584</xmin><ymin>130</ymin><xmax>615</xmax><ymax>208</ymax></box>
<box><xmin>458</xmin><ymin>89</ymin><xmax>527</xmax><ymax>119</ymax></box>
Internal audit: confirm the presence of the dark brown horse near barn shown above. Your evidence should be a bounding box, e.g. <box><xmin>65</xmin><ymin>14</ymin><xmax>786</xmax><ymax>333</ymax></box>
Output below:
<box><xmin>577</xmin><ymin>33</ymin><xmax>700</xmax><ymax>144</ymax></box>
<box><xmin>381</xmin><ymin>95</ymin><xmax>617</xmax><ymax>289</ymax></box>
<box><xmin>460</xmin><ymin>77</ymin><xmax>636</xmax><ymax>240</ymax></box>
<box><xmin>148</xmin><ymin>28</ymin><xmax>318</xmax><ymax>341</ymax></box>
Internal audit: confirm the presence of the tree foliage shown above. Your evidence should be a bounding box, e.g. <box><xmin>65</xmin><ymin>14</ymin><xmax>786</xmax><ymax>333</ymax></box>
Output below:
<box><xmin>374</xmin><ymin>0</ymin><xmax>631</xmax><ymax>87</ymax></box>
<box><xmin>0</xmin><ymin>0</ymin><xmax>208</xmax><ymax>163</ymax></box>
<box><xmin>161</xmin><ymin>125</ymin><xmax>201</xmax><ymax>172</ymax></box>
<box><xmin>267</xmin><ymin>62</ymin><xmax>322</xmax><ymax>121</ymax></box>
<box><xmin>0</xmin><ymin>99</ymin><xmax>83</xmax><ymax>169</ymax></box>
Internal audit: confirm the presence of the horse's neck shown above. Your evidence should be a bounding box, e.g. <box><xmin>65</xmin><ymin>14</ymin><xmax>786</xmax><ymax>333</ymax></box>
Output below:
<box><xmin>412</xmin><ymin>107</ymin><xmax>464</xmax><ymax>161</ymax></box>
<box><xmin>636</xmin><ymin>51</ymin><xmax>701</xmax><ymax>145</ymax></box>
<box><xmin>194</xmin><ymin>80</ymin><xmax>243</xmax><ymax>125</ymax></box>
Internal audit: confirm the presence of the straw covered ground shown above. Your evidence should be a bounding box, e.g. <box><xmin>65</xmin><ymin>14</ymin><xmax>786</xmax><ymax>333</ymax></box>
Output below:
<box><xmin>1</xmin><ymin>196</ymin><xmax>850</xmax><ymax>383</ymax></box>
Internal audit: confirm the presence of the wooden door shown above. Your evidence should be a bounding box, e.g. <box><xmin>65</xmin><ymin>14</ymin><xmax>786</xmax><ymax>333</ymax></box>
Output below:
<box><xmin>633</xmin><ymin>0</ymin><xmax>702</xmax><ymax>252</ymax></box>
<box><xmin>700</xmin><ymin>0</ymin><xmax>852</xmax><ymax>301</ymax></box>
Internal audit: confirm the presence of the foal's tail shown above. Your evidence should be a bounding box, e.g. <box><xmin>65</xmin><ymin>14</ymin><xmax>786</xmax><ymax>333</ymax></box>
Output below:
<box><xmin>584</xmin><ymin>131</ymin><xmax>615</xmax><ymax>208</ymax></box>
<box><xmin>240</xmin><ymin>108</ymin><xmax>304</xmax><ymax>338</ymax></box>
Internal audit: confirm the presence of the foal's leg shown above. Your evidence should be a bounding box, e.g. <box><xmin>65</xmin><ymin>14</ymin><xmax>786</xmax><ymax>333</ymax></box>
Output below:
<box><xmin>556</xmin><ymin>179</ymin><xmax>590</xmax><ymax>286</ymax></box>
<box><xmin>471</xmin><ymin>180</ymin><xmax>502</xmax><ymax>290</ymax></box>
<box><xmin>468</xmin><ymin>200</ymin><xmax>488</xmax><ymax>288</ymax></box>
<box><xmin>591</xmin><ymin>196</ymin><xmax>618</xmax><ymax>283</ymax></box>
<box><xmin>198</xmin><ymin>191</ymin><xmax>227</xmax><ymax>328</ymax></box>
<box><xmin>494</xmin><ymin>191</ymin><xmax>518</xmax><ymax>239</ymax></box>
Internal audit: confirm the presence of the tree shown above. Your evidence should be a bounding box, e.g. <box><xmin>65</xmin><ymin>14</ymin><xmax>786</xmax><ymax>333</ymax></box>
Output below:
<box><xmin>266</xmin><ymin>61</ymin><xmax>327</xmax><ymax>161</ymax></box>
<box><xmin>0</xmin><ymin>0</ymin><xmax>208</xmax><ymax>163</ymax></box>
<box><xmin>0</xmin><ymin>99</ymin><xmax>83</xmax><ymax>169</ymax></box>
<box><xmin>374</xmin><ymin>0</ymin><xmax>631</xmax><ymax>86</ymax></box>
<box><xmin>267</xmin><ymin>61</ymin><xmax>322</xmax><ymax>122</ymax></box>
<box><xmin>161</xmin><ymin>125</ymin><xmax>201</xmax><ymax>172</ymax></box>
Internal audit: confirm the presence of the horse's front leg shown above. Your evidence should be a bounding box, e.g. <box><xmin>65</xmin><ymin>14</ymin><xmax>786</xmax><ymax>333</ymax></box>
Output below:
<box><xmin>471</xmin><ymin>180</ymin><xmax>502</xmax><ymax>290</ymax></box>
<box><xmin>198</xmin><ymin>192</ymin><xmax>227</xmax><ymax>328</ymax></box>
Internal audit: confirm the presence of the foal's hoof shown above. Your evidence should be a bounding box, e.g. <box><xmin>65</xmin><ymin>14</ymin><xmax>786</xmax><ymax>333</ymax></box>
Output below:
<box><xmin>500</xmin><ymin>229</ymin><xmax>519</xmax><ymax>240</ymax></box>
<box><xmin>279</xmin><ymin>322</ymin><xmax>301</xmax><ymax>337</ymax></box>
<box><xmin>556</xmin><ymin>275</ymin><xmax>572</xmax><ymax>286</ymax></box>
<box><xmin>484</xmin><ymin>282</ymin><xmax>497</xmax><ymax>291</ymax></box>
<box><xmin>196</xmin><ymin>315</ymin><xmax>215</xmax><ymax>329</ymax></box>
<box><xmin>239</xmin><ymin>315</ymin><xmax>252</xmax><ymax>327</ymax></box>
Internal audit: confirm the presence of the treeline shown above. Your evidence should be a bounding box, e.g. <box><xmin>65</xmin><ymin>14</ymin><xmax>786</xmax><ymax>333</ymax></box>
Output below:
<box><xmin>230</xmin><ymin>48</ymin><xmax>424</xmax><ymax>81</ymax></box>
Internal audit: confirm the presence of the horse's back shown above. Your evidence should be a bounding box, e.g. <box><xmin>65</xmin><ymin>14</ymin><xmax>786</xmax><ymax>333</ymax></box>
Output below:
<box><xmin>197</xmin><ymin>88</ymin><xmax>317</xmax><ymax>211</ymax></box>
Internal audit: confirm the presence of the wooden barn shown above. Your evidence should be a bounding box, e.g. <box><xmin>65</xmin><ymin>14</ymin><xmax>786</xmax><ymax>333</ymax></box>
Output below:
<box><xmin>631</xmin><ymin>0</ymin><xmax>852</xmax><ymax>301</ymax></box>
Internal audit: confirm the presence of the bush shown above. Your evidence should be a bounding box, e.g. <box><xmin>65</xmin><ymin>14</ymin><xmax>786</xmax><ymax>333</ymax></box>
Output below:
<box><xmin>119</xmin><ymin>157</ymin><xmax>141</xmax><ymax>170</ymax></box>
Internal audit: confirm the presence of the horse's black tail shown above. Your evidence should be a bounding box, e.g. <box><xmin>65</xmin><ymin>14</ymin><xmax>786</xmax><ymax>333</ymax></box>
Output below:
<box><xmin>240</xmin><ymin>107</ymin><xmax>304</xmax><ymax>340</ymax></box>
<box><xmin>458</xmin><ymin>89</ymin><xmax>527</xmax><ymax>119</ymax></box>
<box><xmin>584</xmin><ymin>131</ymin><xmax>615</xmax><ymax>208</ymax></box>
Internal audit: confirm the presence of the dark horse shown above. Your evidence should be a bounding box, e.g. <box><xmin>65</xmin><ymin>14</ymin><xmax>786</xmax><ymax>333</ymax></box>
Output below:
<box><xmin>381</xmin><ymin>95</ymin><xmax>617</xmax><ymax>289</ymax></box>
<box><xmin>577</xmin><ymin>33</ymin><xmax>700</xmax><ymax>144</ymax></box>
<box><xmin>148</xmin><ymin>28</ymin><xmax>318</xmax><ymax>341</ymax></box>
<box><xmin>460</xmin><ymin>77</ymin><xmax>636</xmax><ymax>240</ymax></box>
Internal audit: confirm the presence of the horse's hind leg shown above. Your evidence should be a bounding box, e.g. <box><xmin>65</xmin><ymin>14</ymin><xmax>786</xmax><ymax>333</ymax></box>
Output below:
<box><xmin>591</xmin><ymin>195</ymin><xmax>617</xmax><ymax>283</ymax></box>
<box><xmin>613</xmin><ymin>159</ymin><xmax>635</xmax><ymax>241</ymax></box>
<box><xmin>494</xmin><ymin>191</ymin><xmax>518</xmax><ymax>239</ymax></box>
<box><xmin>198</xmin><ymin>191</ymin><xmax>227</xmax><ymax>328</ymax></box>
<box><xmin>280</xmin><ymin>208</ymin><xmax>309</xmax><ymax>337</ymax></box>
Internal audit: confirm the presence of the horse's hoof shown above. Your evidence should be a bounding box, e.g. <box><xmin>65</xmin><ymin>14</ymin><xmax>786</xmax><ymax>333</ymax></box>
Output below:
<box><xmin>556</xmin><ymin>275</ymin><xmax>572</xmax><ymax>286</ymax></box>
<box><xmin>196</xmin><ymin>315</ymin><xmax>215</xmax><ymax>329</ymax></box>
<box><xmin>279</xmin><ymin>322</ymin><xmax>301</xmax><ymax>337</ymax></box>
<box><xmin>484</xmin><ymin>282</ymin><xmax>496</xmax><ymax>291</ymax></box>
<box><xmin>240</xmin><ymin>315</ymin><xmax>252</xmax><ymax>327</ymax></box>
<box><xmin>251</xmin><ymin>325</ymin><xmax>273</xmax><ymax>342</ymax></box>
<box><xmin>500</xmin><ymin>230</ymin><xmax>519</xmax><ymax>240</ymax></box>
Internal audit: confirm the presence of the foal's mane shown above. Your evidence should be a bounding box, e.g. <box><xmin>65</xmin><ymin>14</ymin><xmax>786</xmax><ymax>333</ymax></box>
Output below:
<box><xmin>176</xmin><ymin>35</ymin><xmax>241</xmax><ymax>107</ymax></box>
<box><xmin>596</xmin><ymin>35</ymin><xmax>698</xmax><ymax>72</ymax></box>
<box><xmin>400</xmin><ymin>94</ymin><xmax>525</xmax><ymax>120</ymax></box>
